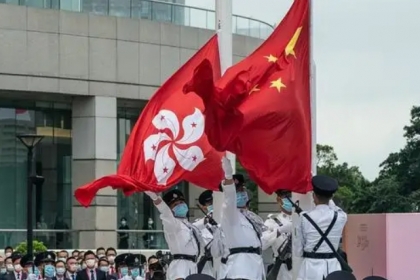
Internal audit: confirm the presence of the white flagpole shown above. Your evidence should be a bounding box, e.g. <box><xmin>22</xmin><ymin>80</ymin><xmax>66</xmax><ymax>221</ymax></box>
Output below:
<box><xmin>292</xmin><ymin>0</ymin><xmax>316</xmax><ymax>278</ymax></box>
<box><xmin>213</xmin><ymin>0</ymin><xmax>234</xmax><ymax>274</ymax></box>
<box><xmin>213</xmin><ymin>0</ymin><xmax>234</xmax><ymax>223</ymax></box>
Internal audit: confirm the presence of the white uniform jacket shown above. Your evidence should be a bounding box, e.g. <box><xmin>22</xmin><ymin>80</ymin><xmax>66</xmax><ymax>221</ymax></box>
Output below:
<box><xmin>261</xmin><ymin>213</ymin><xmax>293</xmax><ymax>280</ymax></box>
<box><xmin>220</xmin><ymin>183</ymin><xmax>264</xmax><ymax>280</ymax></box>
<box><xmin>294</xmin><ymin>200</ymin><xmax>347</xmax><ymax>280</ymax></box>
<box><xmin>192</xmin><ymin>217</ymin><xmax>215</xmax><ymax>277</ymax></box>
<box><xmin>155</xmin><ymin>202</ymin><xmax>202</xmax><ymax>280</ymax></box>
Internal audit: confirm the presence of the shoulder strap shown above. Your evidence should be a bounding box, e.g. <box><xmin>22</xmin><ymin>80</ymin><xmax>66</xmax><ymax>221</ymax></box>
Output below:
<box><xmin>242</xmin><ymin>213</ymin><xmax>261</xmax><ymax>241</ymax></box>
<box><xmin>182</xmin><ymin>221</ymin><xmax>201</xmax><ymax>257</ymax></box>
<box><xmin>302</xmin><ymin>211</ymin><xmax>337</xmax><ymax>253</ymax></box>
<box><xmin>271</xmin><ymin>216</ymin><xmax>283</xmax><ymax>227</ymax></box>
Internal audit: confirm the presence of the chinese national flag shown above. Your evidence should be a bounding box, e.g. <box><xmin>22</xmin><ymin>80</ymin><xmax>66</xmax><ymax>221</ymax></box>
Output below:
<box><xmin>75</xmin><ymin>36</ymin><xmax>223</xmax><ymax>207</ymax></box>
<box><xmin>184</xmin><ymin>0</ymin><xmax>312</xmax><ymax>194</ymax></box>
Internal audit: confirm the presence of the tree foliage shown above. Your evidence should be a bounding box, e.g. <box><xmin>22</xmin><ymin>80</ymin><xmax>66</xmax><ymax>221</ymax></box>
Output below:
<box><xmin>15</xmin><ymin>240</ymin><xmax>47</xmax><ymax>254</ymax></box>
<box><xmin>319</xmin><ymin>106</ymin><xmax>420</xmax><ymax>214</ymax></box>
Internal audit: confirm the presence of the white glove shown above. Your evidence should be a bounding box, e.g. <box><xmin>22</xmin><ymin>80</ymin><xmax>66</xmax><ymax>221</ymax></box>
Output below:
<box><xmin>221</xmin><ymin>156</ymin><xmax>233</xmax><ymax>179</ymax></box>
<box><xmin>145</xmin><ymin>191</ymin><xmax>158</xmax><ymax>200</ymax></box>
<box><xmin>28</xmin><ymin>274</ymin><xmax>37</xmax><ymax>280</ymax></box>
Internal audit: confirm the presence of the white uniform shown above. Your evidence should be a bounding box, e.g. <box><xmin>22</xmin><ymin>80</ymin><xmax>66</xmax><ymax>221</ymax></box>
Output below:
<box><xmin>220</xmin><ymin>183</ymin><xmax>264</xmax><ymax>280</ymax></box>
<box><xmin>155</xmin><ymin>202</ymin><xmax>202</xmax><ymax>280</ymax></box>
<box><xmin>193</xmin><ymin>217</ymin><xmax>215</xmax><ymax>277</ymax></box>
<box><xmin>261</xmin><ymin>213</ymin><xmax>293</xmax><ymax>280</ymax></box>
<box><xmin>295</xmin><ymin>200</ymin><xmax>347</xmax><ymax>280</ymax></box>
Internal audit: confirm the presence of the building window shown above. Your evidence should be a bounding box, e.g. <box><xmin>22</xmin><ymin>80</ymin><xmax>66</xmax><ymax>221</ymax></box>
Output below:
<box><xmin>0</xmin><ymin>100</ymin><xmax>72</xmax><ymax>249</ymax></box>
<box><xmin>116</xmin><ymin>105</ymin><xmax>189</xmax><ymax>249</ymax></box>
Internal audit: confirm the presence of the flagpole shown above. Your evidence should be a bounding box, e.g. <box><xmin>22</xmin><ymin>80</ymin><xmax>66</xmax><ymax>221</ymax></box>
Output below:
<box><xmin>292</xmin><ymin>0</ymin><xmax>316</xmax><ymax>278</ymax></box>
<box><xmin>213</xmin><ymin>0</ymin><xmax>233</xmax><ymax>274</ymax></box>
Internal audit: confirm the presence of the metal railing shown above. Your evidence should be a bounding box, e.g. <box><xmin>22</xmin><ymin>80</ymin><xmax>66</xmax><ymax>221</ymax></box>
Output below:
<box><xmin>0</xmin><ymin>229</ymin><xmax>168</xmax><ymax>250</ymax></box>
<box><xmin>4</xmin><ymin>0</ymin><xmax>274</xmax><ymax>39</ymax></box>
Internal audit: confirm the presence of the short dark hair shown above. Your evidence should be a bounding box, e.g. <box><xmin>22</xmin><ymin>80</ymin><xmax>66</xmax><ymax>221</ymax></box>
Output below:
<box><xmin>147</xmin><ymin>255</ymin><xmax>158</xmax><ymax>263</ymax></box>
<box><xmin>66</xmin><ymin>257</ymin><xmax>76</xmax><ymax>264</ymax></box>
<box><xmin>83</xmin><ymin>250</ymin><xmax>96</xmax><ymax>260</ymax></box>
<box><xmin>314</xmin><ymin>192</ymin><xmax>333</xmax><ymax>203</ymax></box>
<box><xmin>4</xmin><ymin>246</ymin><xmax>13</xmax><ymax>253</ymax></box>
<box><xmin>96</xmin><ymin>247</ymin><xmax>105</xmax><ymax>253</ymax></box>
<box><xmin>71</xmin><ymin>250</ymin><xmax>79</xmax><ymax>255</ymax></box>
<box><xmin>105</xmin><ymin>247</ymin><xmax>117</xmax><ymax>255</ymax></box>
<box><xmin>59</xmin><ymin>250</ymin><xmax>68</xmax><ymax>255</ymax></box>
<box><xmin>98</xmin><ymin>258</ymin><xmax>109</xmax><ymax>265</ymax></box>
<box><xmin>55</xmin><ymin>260</ymin><xmax>65</xmax><ymax>266</ymax></box>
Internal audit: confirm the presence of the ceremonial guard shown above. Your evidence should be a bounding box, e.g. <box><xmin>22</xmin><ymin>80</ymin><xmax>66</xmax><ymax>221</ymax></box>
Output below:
<box><xmin>262</xmin><ymin>190</ymin><xmax>293</xmax><ymax>280</ymax></box>
<box><xmin>145</xmin><ymin>189</ymin><xmax>203</xmax><ymax>280</ymax></box>
<box><xmin>294</xmin><ymin>175</ymin><xmax>348</xmax><ymax>280</ymax></box>
<box><xmin>42</xmin><ymin>252</ymin><xmax>56</xmax><ymax>280</ymax></box>
<box><xmin>219</xmin><ymin>157</ymin><xmax>264</xmax><ymax>280</ymax></box>
<box><xmin>193</xmin><ymin>190</ymin><xmax>215</xmax><ymax>277</ymax></box>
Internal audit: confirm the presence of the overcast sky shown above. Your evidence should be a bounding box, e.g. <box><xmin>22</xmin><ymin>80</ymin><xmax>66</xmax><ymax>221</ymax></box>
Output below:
<box><xmin>184</xmin><ymin>0</ymin><xmax>419</xmax><ymax>180</ymax></box>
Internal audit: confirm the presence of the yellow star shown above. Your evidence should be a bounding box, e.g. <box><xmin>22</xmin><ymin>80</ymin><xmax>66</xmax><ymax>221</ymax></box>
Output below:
<box><xmin>249</xmin><ymin>85</ymin><xmax>260</xmax><ymax>95</ymax></box>
<box><xmin>270</xmin><ymin>78</ymin><xmax>286</xmax><ymax>92</ymax></box>
<box><xmin>285</xmin><ymin>27</ymin><xmax>302</xmax><ymax>58</ymax></box>
<box><xmin>264</xmin><ymin>54</ymin><xmax>278</xmax><ymax>63</ymax></box>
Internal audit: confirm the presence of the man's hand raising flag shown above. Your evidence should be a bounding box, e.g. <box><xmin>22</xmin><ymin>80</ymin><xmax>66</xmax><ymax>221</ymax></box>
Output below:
<box><xmin>184</xmin><ymin>0</ymin><xmax>312</xmax><ymax>194</ymax></box>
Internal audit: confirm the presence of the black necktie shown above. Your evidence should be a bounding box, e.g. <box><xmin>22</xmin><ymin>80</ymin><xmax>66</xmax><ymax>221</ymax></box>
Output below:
<box><xmin>72</xmin><ymin>275</ymin><xmax>75</xmax><ymax>280</ymax></box>
<box><xmin>17</xmin><ymin>274</ymin><xmax>20</xmax><ymax>280</ymax></box>
<box><xmin>90</xmin><ymin>270</ymin><xmax>94</xmax><ymax>280</ymax></box>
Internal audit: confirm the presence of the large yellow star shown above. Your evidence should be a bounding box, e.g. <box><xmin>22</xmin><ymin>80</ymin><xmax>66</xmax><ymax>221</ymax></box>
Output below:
<box><xmin>249</xmin><ymin>85</ymin><xmax>260</xmax><ymax>95</ymax></box>
<box><xmin>270</xmin><ymin>78</ymin><xmax>286</xmax><ymax>92</ymax></box>
<box><xmin>285</xmin><ymin>27</ymin><xmax>302</xmax><ymax>58</ymax></box>
<box><xmin>264</xmin><ymin>54</ymin><xmax>278</xmax><ymax>63</ymax></box>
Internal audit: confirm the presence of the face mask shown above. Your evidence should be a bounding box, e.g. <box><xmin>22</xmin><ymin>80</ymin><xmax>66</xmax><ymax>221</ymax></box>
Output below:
<box><xmin>148</xmin><ymin>219</ymin><xmax>153</xmax><ymax>225</ymax></box>
<box><xmin>207</xmin><ymin>205</ymin><xmax>213</xmax><ymax>213</ymax></box>
<box><xmin>121</xmin><ymin>220</ymin><xmax>127</xmax><ymax>226</ymax></box>
<box><xmin>281</xmin><ymin>198</ymin><xmax>293</xmax><ymax>212</ymax></box>
<box><xmin>85</xmin><ymin>259</ymin><xmax>95</xmax><ymax>268</ymax></box>
<box><xmin>97</xmin><ymin>254</ymin><xmax>105</xmax><ymax>259</ymax></box>
<box><xmin>14</xmin><ymin>264</ymin><xmax>22</xmax><ymax>272</ymax></box>
<box><xmin>0</xmin><ymin>268</ymin><xmax>6</xmax><ymax>274</ymax></box>
<box><xmin>236</xmin><ymin>191</ymin><xmax>248</xmax><ymax>208</ymax></box>
<box><xmin>34</xmin><ymin>267</ymin><xmax>40</xmax><ymax>277</ymax></box>
<box><xmin>99</xmin><ymin>266</ymin><xmax>109</xmax><ymax>273</ymax></box>
<box><xmin>56</xmin><ymin>268</ymin><xmax>65</xmax><ymax>275</ymax></box>
<box><xmin>5</xmin><ymin>253</ymin><xmax>11</xmax><ymax>258</ymax></box>
<box><xmin>58</xmin><ymin>258</ymin><xmax>66</xmax><ymax>262</ymax></box>
<box><xmin>6</xmin><ymin>264</ymin><xmax>13</xmax><ymax>272</ymax></box>
<box><xmin>173</xmin><ymin>203</ymin><xmax>188</xmax><ymax>218</ymax></box>
<box><xmin>130</xmin><ymin>268</ymin><xmax>140</xmax><ymax>278</ymax></box>
<box><xmin>81</xmin><ymin>263</ymin><xmax>87</xmax><ymax>270</ymax></box>
<box><xmin>44</xmin><ymin>265</ymin><xmax>55</xmax><ymax>278</ymax></box>
<box><xmin>107</xmin><ymin>256</ymin><xmax>115</xmax><ymax>263</ymax></box>
<box><xmin>120</xmin><ymin>267</ymin><xmax>128</xmax><ymax>277</ymax></box>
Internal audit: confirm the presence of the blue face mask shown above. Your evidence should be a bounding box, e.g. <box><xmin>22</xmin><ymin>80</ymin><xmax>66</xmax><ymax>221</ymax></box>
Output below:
<box><xmin>120</xmin><ymin>267</ymin><xmax>128</xmax><ymax>276</ymax></box>
<box><xmin>236</xmin><ymin>191</ymin><xmax>248</xmax><ymax>208</ymax></box>
<box><xmin>131</xmin><ymin>268</ymin><xmax>140</xmax><ymax>278</ymax></box>
<box><xmin>173</xmin><ymin>203</ymin><xmax>189</xmax><ymax>218</ymax></box>
<box><xmin>44</xmin><ymin>265</ymin><xmax>55</xmax><ymax>278</ymax></box>
<box><xmin>0</xmin><ymin>268</ymin><xmax>6</xmax><ymax>274</ymax></box>
<box><xmin>207</xmin><ymin>205</ymin><xmax>213</xmax><ymax>213</ymax></box>
<box><xmin>282</xmin><ymin>198</ymin><xmax>293</xmax><ymax>212</ymax></box>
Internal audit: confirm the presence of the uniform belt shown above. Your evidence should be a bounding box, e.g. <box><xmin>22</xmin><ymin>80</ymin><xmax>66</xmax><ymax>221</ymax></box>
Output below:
<box><xmin>229</xmin><ymin>246</ymin><xmax>262</xmax><ymax>255</ymax></box>
<box><xmin>221</xmin><ymin>257</ymin><xmax>228</xmax><ymax>264</ymax></box>
<box><xmin>172</xmin><ymin>254</ymin><xmax>197</xmax><ymax>262</ymax></box>
<box><xmin>303</xmin><ymin>251</ymin><xmax>335</xmax><ymax>259</ymax></box>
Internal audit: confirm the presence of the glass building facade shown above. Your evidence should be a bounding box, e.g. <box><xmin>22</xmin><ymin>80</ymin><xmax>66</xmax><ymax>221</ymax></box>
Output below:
<box><xmin>0</xmin><ymin>100</ymin><xmax>72</xmax><ymax>248</ymax></box>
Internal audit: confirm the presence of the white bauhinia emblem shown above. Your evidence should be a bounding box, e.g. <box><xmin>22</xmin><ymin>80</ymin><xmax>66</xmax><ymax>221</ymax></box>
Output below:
<box><xmin>143</xmin><ymin>108</ymin><xmax>206</xmax><ymax>185</ymax></box>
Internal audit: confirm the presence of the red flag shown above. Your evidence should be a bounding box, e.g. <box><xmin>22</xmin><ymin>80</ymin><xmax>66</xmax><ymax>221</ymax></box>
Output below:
<box><xmin>75</xmin><ymin>36</ymin><xmax>223</xmax><ymax>207</ymax></box>
<box><xmin>184</xmin><ymin>0</ymin><xmax>311</xmax><ymax>194</ymax></box>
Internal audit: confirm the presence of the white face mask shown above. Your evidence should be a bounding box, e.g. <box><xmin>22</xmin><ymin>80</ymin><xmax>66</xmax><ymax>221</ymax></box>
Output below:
<box><xmin>13</xmin><ymin>264</ymin><xmax>22</xmax><ymax>272</ymax></box>
<box><xmin>58</xmin><ymin>258</ymin><xmax>66</xmax><ymax>262</ymax></box>
<box><xmin>6</xmin><ymin>264</ymin><xmax>13</xmax><ymax>272</ymax></box>
<box><xmin>56</xmin><ymin>268</ymin><xmax>65</xmax><ymax>275</ymax></box>
<box><xmin>148</xmin><ymin>219</ymin><xmax>153</xmax><ymax>225</ymax></box>
<box><xmin>97</xmin><ymin>254</ymin><xmax>105</xmax><ymax>259</ymax></box>
<box><xmin>107</xmin><ymin>256</ymin><xmax>115</xmax><ymax>263</ymax></box>
<box><xmin>85</xmin><ymin>259</ymin><xmax>95</xmax><ymax>268</ymax></box>
<box><xmin>121</xmin><ymin>220</ymin><xmax>127</xmax><ymax>226</ymax></box>
<box><xmin>5</xmin><ymin>253</ymin><xmax>11</xmax><ymax>258</ymax></box>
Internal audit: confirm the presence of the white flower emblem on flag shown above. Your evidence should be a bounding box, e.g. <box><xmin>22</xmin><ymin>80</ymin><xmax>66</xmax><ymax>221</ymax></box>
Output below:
<box><xmin>143</xmin><ymin>108</ymin><xmax>206</xmax><ymax>185</ymax></box>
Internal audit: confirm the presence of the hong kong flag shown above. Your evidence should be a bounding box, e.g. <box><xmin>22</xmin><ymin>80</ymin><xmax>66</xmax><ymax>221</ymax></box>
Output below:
<box><xmin>75</xmin><ymin>36</ymin><xmax>223</xmax><ymax>207</ymax></box>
